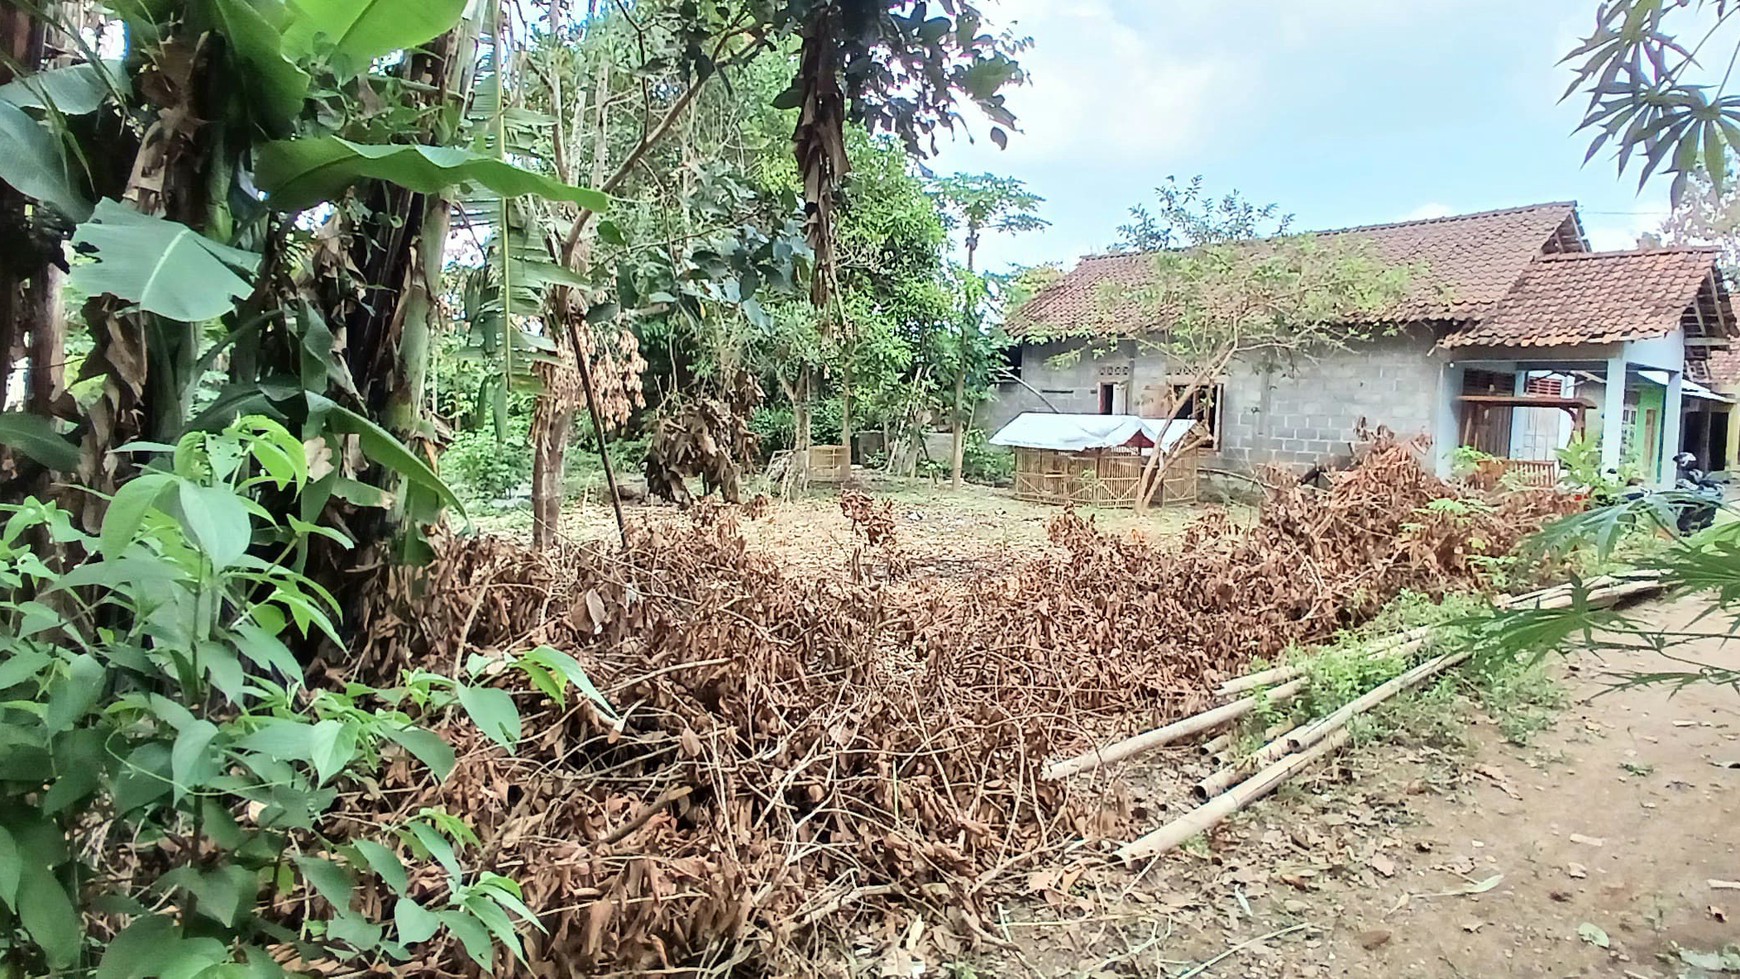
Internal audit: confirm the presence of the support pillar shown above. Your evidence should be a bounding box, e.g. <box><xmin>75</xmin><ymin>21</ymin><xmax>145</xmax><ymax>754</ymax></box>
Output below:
<box><xmin>1600</xmin><ymin>354</ymin><xmax>1628</xmax><ymax>476</ymax></box>
<box><xmin>1434</xmin><ymin>362</ymin><xmax>1465</xmax><ymax>478</ymax></box>
<box><xmin>1659</xmin><ymin>370</ymin><xmax>1684</xmax><ymax>488</ymax></box>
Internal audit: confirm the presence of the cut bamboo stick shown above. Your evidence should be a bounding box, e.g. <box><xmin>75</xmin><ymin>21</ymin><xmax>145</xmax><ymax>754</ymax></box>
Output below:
<box><xmin>1214</xmin><ymin>625</ymin><xmax>1435</xmax><ymax>698</ymax></box>
<box><xmin>1283</xmin><ymin>648</ymin><xmax>1472</xmax><ymax>754</ymax></box>
<box><xmin>1116</xmin><ymin>728</ymin><xmax>1353</xmax><ymax>863</ymax></box>
<box><xmin>1192</xmin><ymin>717</ymin><xmax>1304</xmax><ymax>800</ymax></box>
<box><xmin>1043</xmin><ymin>677</ymin><xmax>1307</xmax><ymax>781</ymax></box>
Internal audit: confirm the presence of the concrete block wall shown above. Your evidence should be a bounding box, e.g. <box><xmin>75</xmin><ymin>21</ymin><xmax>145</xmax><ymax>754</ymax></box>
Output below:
<box><xmin>1213</xmin><ymin>330</ymin><xmax>1439</xmax><ymax>470</ymax></box>
<box><xmin>983</xmin><ymin>328</ymin><xmax>1440</xmax><ymax>473</ymax></box>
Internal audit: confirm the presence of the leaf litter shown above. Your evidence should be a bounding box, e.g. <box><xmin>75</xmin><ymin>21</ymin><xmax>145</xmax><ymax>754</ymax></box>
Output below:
<box><xmin>343</xmin><ymin>436</ymin><xmax>1575</xmax><ymax>974</ymax></box>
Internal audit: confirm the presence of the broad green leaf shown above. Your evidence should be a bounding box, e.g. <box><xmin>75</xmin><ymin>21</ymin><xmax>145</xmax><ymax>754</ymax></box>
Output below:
<box><xmin>161</xmin><ymin>864</ymin><xmax>256</xmax><ymax>928</ymax></box>
<box><xmin>308</xmin><ymin>719</ymin><xmax>357</xmax><ymax>784</ymax></box>
<box><xmin>294</xmin><ymin>855</ymin><xmax>353</xmax><ymax>909</ymax></box>
<box><xmin>233</xmin><ymin>620</ymin><xmax>305</xmax><ymax>683</ymax></box>
<box><xmin>255</xmin><ymin>138</ymin><xmax>609</xmax><ymax>213</ymax></box>
<box><xmin>111</xmin><ymin>742</ymin><xmax>174</xmax><ymax>814</ymax></box>
<box><xmin>0</xmin><ymin>825</ymin><xmax>18</xmax><ymax>905</ymax></box>
<box><xmin>44</xmin><ymin>653</ymin><xmax>105</xmax><ymax>732</ymax></box>
<box><xmin>18</xmin><ymin>872</ymin><xmax>82</xmax><ymax>968</ymax></box>
<box><xmin>100</xmin><ymin>472</ymin><xmax>173</xmax><ymax>558</ymax></box>
<box><xmin>0</xmin><ymin>647</ymin><xmax>50</xmax><ymax>689</ymax></box>
<box><xmin>71</xmin><ymin>199</ymin><xmax>260</xmax><ymax>322</ymax></box>
<box><xmin>307</xmin><ymin>394</ymin><xmax>463</xmax><ymax>517</ymax></box>
<box><xmin>394</xmin><ymin>898</ymin><xmax>439</xmax><ymax>944</ymax></box>
<box><xmin>43</xmin><ymin>728</ymin><xmax>107</xmax><ymax>814</ymax></box>
<box><xmin>0</xmin><ymin>411</ymin><xmax>79</xmax><ymax>471</ymax></box>
<box><xmin>178</xmin><ymin>481</ymin><xmax>253</xmax><ymax>571</ymax></box>
<box><xmin>462</xmin><ymin>894</ymin><xmax>525</xmax><ymax>961</ymax></box>
<box><xmin>0</xmin><ymin>100</ymin><xmax>91</xmax><ymax>219</ymax></box>
<box><xmin>456</xmin><ymin>684</ymin><xmax>520</xmax><ymax>750</ymax></box>
<box><xmin>381</xmin><ymin>725</ymin><xmax>454</xmax><ymax>781</ymax></box>
<box><xmin>524</xmin><ymin>646</ymin><xmax>617</xmax><ymax>720</ymax></box>
<box><xmin>405</xmin><ymin>822</ymin><xmax>460</xmax><ymax>876</ymax></box>
<box><xmin>95</xmin><ymin>914</ymin><xmax>178</xmax><ymax>979</ymax></box>
<box><xmin>326</xmin><ymin>911</ymin><xmax>382</xmax><ymax>951</ymax></box>
<box><xmin>515</xmin><ymin>659</ymin><xmax>563</xmax><ymax>706</ymax></box>
<box><xmin>281</xmin><ymin>0</ymin><xmax>467</xmax><ymax>67</ymax></box>
<box><xmin>170</xmin><ymin>719</ymin><xmax>220</xmax><ymax>800</ymax></box>
<box><xmin>439</xmin><ymin>909</ymin><xmax>495</xmax><ymax>970</ymax></box>
<box><xmin>206</xmin><ymin>0</ymin><xmax>308</xmax><ymax>131</ymax></box>
<box><xmin>353</xmin><ymin>839</ymin><xmax>407</xmax><ymax>895</ymax></box>
<box><xmin>0</xmin><ymin>61</ymin><xmax>123</xmax><ymax>115</ymax></box>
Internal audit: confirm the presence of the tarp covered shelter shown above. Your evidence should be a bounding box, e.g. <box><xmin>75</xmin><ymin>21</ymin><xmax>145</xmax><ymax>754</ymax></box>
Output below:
<box><xmin>990</xmin><ymin>412</ymin><xmax>1201</xmax><ymax>507</ymax></box>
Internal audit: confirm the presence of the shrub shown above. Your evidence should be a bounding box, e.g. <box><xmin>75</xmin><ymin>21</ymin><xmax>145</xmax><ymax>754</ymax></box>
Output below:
<box><xmin>443</xmin><ymin>425</ymin><xmax>534</xmax><ymax>503</ymax></box>
<box><xmin>0</xmin><ymin>417</ymin><xmax>560</xmax><ymax>975</ymax></box>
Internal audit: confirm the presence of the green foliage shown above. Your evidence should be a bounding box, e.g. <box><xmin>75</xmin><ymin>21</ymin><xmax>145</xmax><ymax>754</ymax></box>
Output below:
<box><xmin>70</xmin><ymin>200</ymin><xmax>262</xmax><ymax>321</ymax></box>
<box><xmin>443</xmin><ymin>424</ymin><xmax>533</xmax><ymax>504</ymax></box>
<box><xmin>1562</xmin><ymin>0</ymin><xmax>1740</xmax><ymax>201</ymax></box>
<box><xmin>255</xmin><ymin>138</ymin><xmax>611</xmax><ymax>213</ymax></box>
<box><xmin>0</xmin><ymin>98</ymin><xmax>91</xmax><ymax>219</ymax></box>
<box><xmin>0</xmin><ymin>417</ymin><xmax>556</xmax><ymax>974</ymax></box>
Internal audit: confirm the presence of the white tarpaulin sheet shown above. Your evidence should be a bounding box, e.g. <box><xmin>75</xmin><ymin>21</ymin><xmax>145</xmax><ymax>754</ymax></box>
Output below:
<box><xmin>989</xmin><ymin>412</ymin><xmax>1199</xmax><ymax>454</ymax></box>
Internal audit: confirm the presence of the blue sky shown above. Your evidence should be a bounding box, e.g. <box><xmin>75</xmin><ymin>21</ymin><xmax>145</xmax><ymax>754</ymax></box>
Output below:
<box><xmin>928</xmin><ymin>0</ymin><xmax>1681</xmax><ymax>273</ymax></box>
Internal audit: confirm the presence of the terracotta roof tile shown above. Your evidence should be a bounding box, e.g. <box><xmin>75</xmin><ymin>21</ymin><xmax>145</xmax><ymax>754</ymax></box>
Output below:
<box><xmin>1440</xmin><ymin>248</ymin><xmax>1721</xmax><ymax>348</ymax></box>
<box><xmin>1013</xmin><ymin>202</ymin><xmax>1582</xmax><ymax>337</ymax></box>
<box><xmin>1706</xmin><ymin>344</ymin><xmax>1740</xmax><ymax>388</ymax></box>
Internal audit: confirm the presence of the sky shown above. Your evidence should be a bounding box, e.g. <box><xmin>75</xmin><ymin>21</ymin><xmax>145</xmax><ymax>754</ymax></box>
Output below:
<box><xmin>925</xmin><ymin>0</ymin><xmax>1690</xmax><ymax>274</ymax></box>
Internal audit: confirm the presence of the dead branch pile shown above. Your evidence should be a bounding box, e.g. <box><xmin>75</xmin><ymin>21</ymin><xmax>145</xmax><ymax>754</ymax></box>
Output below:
<box><xmin>643</xmin><ymin>372</ymin><xmax>762</xmax><ymax>506</ymax></box>
<box><xmin>348</xmin><ymin>436</ymin><xmax>1576</xmax><ymax>975</ymax></box>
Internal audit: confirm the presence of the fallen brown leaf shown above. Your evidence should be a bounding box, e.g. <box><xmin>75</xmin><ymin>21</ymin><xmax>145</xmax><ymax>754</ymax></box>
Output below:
<box><xmin>1357</xmin><ymin>929</ymin><xmax>1392</xmax><ymax>950</ymax></box>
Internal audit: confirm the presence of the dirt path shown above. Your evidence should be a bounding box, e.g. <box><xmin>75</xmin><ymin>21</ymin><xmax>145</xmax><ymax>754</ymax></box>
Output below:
<box><xmin>982</xmin><ymin>598</ymin><xmax>1740</xmax><ymax>978</ymax></box>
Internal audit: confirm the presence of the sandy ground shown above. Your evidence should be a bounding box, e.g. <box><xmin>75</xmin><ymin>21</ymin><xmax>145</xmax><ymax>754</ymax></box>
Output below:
<box><xmin>972</xmin><ymin>597</ymin><xmax>1740</xmax><ymax>978</ymax></box>
<box><xmin>479</xmin><ymin>478</ymin><xmax>1248</xmax><ymax>574</ymax></box>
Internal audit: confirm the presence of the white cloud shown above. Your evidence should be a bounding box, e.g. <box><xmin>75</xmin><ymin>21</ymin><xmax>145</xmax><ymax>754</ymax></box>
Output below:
<box><xmin>1404</xmin><ymin>202</ymin><xmax>1455</xmax><ymax>221</ymax></box>
<box><xmin>1584</xmin><ymin>208</ymin><xmax>1669</xmax><ymax>251</ymax></box>
<box><xmin>945</xmin><ymin>0</ymin><xmax>1244</xmax><ymax>167</ymax></box>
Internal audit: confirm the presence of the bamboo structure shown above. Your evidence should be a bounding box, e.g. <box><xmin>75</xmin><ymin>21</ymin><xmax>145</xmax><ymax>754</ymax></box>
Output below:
<box><xmin>805</xmin><ymin>445</ymin><xmax>850</xmax><ymax>483</ymax></box>
<box><xmin>1042</xmin><ymin>677</ymin><xmax>1305</xmax><ymax>781</ymax></box>
<box><xmin>1116</xmin><ymin>728</ymin><xmax>1354</xmax><ymax>863</ymax></box>
<box><xmin>1012</xmin><ymin>446</ymin><xmax>1199</xmax><ymax>508</ymax></box>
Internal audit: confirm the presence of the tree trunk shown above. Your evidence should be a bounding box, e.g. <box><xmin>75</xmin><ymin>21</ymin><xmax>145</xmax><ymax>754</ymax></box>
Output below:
<box><xmin>949</xmin><ymin>368</ymin><xmax>965</xmax><ymax>488</ymax></box>
<box><xmin>839</xmin><ymin>355</ymin><xmax>852</xmax><ymax>467</ymax></box>
<box><xmin>792</xmin><ymin>365</ymin><xmax>812</xmax><ymax>468</ymax></box>
<box><xmin>530</xmin><ymin>47</ymin><xmax>611</xmax><ymax>548</ymax></box>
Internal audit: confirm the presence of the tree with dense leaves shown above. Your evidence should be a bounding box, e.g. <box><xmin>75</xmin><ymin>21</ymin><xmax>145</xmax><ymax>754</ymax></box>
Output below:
<box><xmin>1064</xmin><ymin>179</ymin><xmax>1412</xmax><ymax>511</ymax></box>
<box><xmin>930</xmin><ymin>171</ymin><xmax>1046</xmax><ymax>487</ymax></box>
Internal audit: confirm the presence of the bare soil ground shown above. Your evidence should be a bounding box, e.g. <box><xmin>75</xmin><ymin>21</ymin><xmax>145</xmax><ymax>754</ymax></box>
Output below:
<box><xmin>526</xmin><ymin>479</ymin><xmax>1248</xmax><ymax>576</ymax></box>
<box><xmin>969</xmin><ymin>598</ymin><xmax>1740</xmax><ymax>979</ymax></box>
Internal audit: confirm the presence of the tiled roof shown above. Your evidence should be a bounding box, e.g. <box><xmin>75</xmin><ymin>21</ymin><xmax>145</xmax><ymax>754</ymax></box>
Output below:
<box><xmin>1706</xmin><ymin>345</ymin><xmax>1740</xmax><ymax>388</ymax></box>
<box><xmin>1440</xmin><ymin>249</ymin><xmax>1721</xmax><ymax>348</ymax></box>
<box><xmin>1012</xmin><ymin>202</ymin><xmax>1583</xmax><ymax>337</ymax></box>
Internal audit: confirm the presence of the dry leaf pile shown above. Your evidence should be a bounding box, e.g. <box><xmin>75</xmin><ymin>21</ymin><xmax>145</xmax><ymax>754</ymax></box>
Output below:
<box><xmin>347</xmin><ymin>436</ymin><xmax>1575</xmax><ymax>975</ymax></box>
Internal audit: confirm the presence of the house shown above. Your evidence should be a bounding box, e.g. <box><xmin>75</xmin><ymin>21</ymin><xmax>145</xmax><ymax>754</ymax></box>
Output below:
<box><xmin>990</xmin><ymin>202</ymin><xmax>1737</xmax><ymax>487</ymax></box>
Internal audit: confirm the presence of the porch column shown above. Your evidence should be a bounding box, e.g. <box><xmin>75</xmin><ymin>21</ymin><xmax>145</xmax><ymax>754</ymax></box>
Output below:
<box><xmin>1600</xmin><ymin>354</ymin><xmax>1627</xmax><ymax>475</ymax></box>
<box><xmin>1659</xmin><ymin>370</ymin><xmax>1685</xmax><ymax>488</ymax></box>
<box><xmin>1434</xmin><ymin>362</ymin><xmax>1465</xmax><ymax>477</ymax></box>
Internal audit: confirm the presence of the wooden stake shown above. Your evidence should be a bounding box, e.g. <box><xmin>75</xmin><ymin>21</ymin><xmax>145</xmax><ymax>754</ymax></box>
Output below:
<box><xmin>1043</xmin><ymin>677</ymin><xmax>1306</xmax><ymax>781</ymax></box>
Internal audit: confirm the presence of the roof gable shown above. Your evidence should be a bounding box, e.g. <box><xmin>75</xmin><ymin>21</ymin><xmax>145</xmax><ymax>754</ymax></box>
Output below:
<box><xmin>1441</xmin><ymin>248</ymin><xmax>1733</xmax><ymax>349</ymax></box>
<box><xmin>1013</xmin><ymin>202</ymin><xmax>1581</xmax><ymax>337</ymax></box>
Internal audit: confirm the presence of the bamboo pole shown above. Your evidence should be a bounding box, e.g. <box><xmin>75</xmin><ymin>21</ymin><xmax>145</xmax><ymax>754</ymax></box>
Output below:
<box><xmin>1116</xmin><ymin>728</ymin><xmax>1353</xmax><ymax>863</ymax></box>
<box><xmin>1042</xmin><ymin>677</ymin><xmax>1307</xmax><ymax>781</ymax></box>
<box><xmin>1214</xmin><ymin>626</ymin><xmax>1435</xmax><ymax>698</ymax></box>
<box><xmin>1283</xmin><ymin>648</ymin><xmax>1471</xmax><ymax>754</ymax></box>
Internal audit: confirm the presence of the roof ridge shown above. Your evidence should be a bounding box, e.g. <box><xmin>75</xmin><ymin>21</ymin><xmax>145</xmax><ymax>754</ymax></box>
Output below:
<box><xmin>1535</xmin><ymin>245</ymin><xmax>1719</xmax><ymax>261</ymax></box>
<box><xmin>1068</xmin><ymin>201</ymin><xmax>1579</xmax><ymax>264</ymax></box>
<box><xmin>1312</xmin><ymin>201</ymin><xmax>1578</xmax><ymax>237</ymax></box>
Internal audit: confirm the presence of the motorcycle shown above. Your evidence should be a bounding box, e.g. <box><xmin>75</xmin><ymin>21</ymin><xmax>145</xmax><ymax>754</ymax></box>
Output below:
<box><xmin>1671</xmin><ymin>452</ymin><xmax>1724</xmax><ymax>535</ymax></box>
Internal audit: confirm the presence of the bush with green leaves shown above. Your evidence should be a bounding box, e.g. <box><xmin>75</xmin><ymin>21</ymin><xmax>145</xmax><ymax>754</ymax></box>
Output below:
<box><xmin>0</xmin><ymin>417</ymin><xmax>572</xmax><ymax>976</ymax></box>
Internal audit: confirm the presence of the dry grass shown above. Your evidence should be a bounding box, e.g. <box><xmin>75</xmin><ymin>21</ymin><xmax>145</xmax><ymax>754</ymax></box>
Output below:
<box><xmin>479</xmin><ymin>475</ymin><xmax>1253</xmax><ymax>582</ymax></box>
